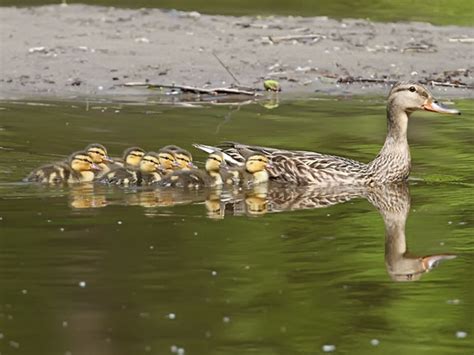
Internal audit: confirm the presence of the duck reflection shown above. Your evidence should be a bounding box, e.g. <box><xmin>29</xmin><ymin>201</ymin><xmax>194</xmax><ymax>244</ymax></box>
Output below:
<box><xmin>65</xmin><ymin>181</ymin><xmax>455</xmax><ymax>281</ymax></box>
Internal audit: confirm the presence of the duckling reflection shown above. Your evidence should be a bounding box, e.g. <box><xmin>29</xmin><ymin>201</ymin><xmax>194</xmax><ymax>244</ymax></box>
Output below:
<box><xmin>68</xmin><ymin>183</ymin><xmax>108</xmax><ymax>209</ymax></box>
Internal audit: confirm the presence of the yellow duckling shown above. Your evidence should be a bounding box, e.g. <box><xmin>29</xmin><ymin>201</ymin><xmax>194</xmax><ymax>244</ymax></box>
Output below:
<box><xmin>25</xmin><ymin>151</ymin><xmax>101</xmax><ymax>184</ymax></box>
<box><xmin>157</xmin><ymin>148</ymin><xmax>178</xmax><ymax>174</ymax></box>
<box><xmin>85</xmin><ymin>143</ymin><xmax>114</xmax><ymax>174</ymax></box>
<box><xmin>230</xmin><ymin>154</ymin><xmax>271</xmax><ymax>186</ymax></box>
<box><xmin>171</xmin><ymin>148</ymin><xmax>196</xmax><ymax>171</ymax></box>
<box><xmin>98</xmin><ymin>152</ymin><xmax>162</xmax><ymax>186</ymax></box>
<box><xmin>113</xmin><ymin>147</ymin><xmax>146</xmax><ymax>168</ymax></box>
<box><xmin>157</xmin><ymin>151</ymin><xmax>227</xmax><ymax>188</ymax></box>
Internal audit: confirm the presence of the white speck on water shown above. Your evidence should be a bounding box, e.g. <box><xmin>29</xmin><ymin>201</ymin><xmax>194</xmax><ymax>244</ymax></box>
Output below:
<box><xmin>280</xmin><ymin>326</ymin><xmax>287</xmax><ymax>333</ymax></box>
<box><xmin>47</xmin><ymin>219</ymin><xmax>52</xmax><ymax>223</ymax></box>
<box><xmin>447</xmin><ymin>299</ymin><xmax>461</xmax><ymax>305</ymax></box>
<box><xmin>244</xmin><ymin>265</ymin><xmax>250</xmax><ymax>270</ymax></box>
<box><xmin>410</xmin><ymin>71</ymin><xmax>418</xmax><ymax>76</ymax></box>
<box><xmin>62</xmin><ymin>321</ymin><xmax>68</xmax><ymax>327</ymax></box>
<box><xmin>167</xmin><ymin>313</ymin><xmax>176</xmax><ymax>320</ymax></box>
<box><xmin>193</xmin><ymin>232</ymin><xmax>198</xmax><ymax>236</ymax></box>
<box><xmin>78</xmin><ymin>281</ymin><xmax>86</xmax><ymax>288</ymax></box>
<box><xmin>98</xmin><ymin>86</ymin><xmax>104</xmax><ymax>90</ymax></box>
<box><xmin>114</xmin><ymin>110</ymin><xmax>120</xmax><ymax>113</ymax></box>
<box><xmin>144</xmin><ymin>345</ymin><xmax>151</xmax><ymax>352</ymax></box>
<box><xmin>65</xmin><ymin>351</ymin><xmax>72</xmax><ymax>355</ymax></box>
<box><xmin>9</xmin><ymin>340</ymin><xmax>20</xmax><ymax>348</ymax></box>
<box><xmin>135</xmin><ymin>37</ymin><xmax>150</xmax><ymax>43</ymax></box>
<box><xmin>448</xmin><ymin>221</ymin><xmax>453</xmax><ymax>225</ymax></box>
<box><xmin>326</xmin><ymin>213</ymin><xmax>331</xmax><ymax>217</ymax></box>
<box><xmin>370</xmin><ymin>339</ymin><xmax>380</xmax><ymax>346</ymax></box>
<box><xmin>117</xmin><ymin>220</ymin><xmax>122</xmax><ymax>225</ymax></box>
<box><xmin>211</xmin><ymin>270</ymin><xmax>217</xmax><ymax>276</ymax></box>
<box><xmin>322</xmin><ymin>344</ymin><xmax>336</xmax><ymax>352</ymax></box>
<box><xmin>21</xmin><ymin>289</ymin><xmax>27</xmax><ymax>295</ymax></box>
<box><xmin>223</xmin><ymin>316</ymin><xmax>230</xmax><ymax>323</ymax></box>
<box><xmin>459</xmin><ymin>221</ymin><xmax>467</xmax><ymax>225</ymax></box>
<box><xmin>149</xmin><ymin>245</ymin><xmax>154</xmax><ymax>250</ymax></box>
<box><xmin>177</xmin><ymin>348</ymin><xmax>185</xmax><ymax>355</ymax></box>
<box><xmin>456</xmin><ymin>331</ymin><xmax>467</xmax><ymax>339</ymax></box>
<box><xmin>205</xmin><ymin>330</ymin><xmax>212</xmax><ymax>338</ymax></box>
<box><xmin>440</xmin><ymin>242</ymin><xmax>445</xmax><ymax>246</ymax></box>
<box><xmin>171</xmin><ymin>345</ymin><xmax>178</xmax><ymax>353</ymax></box>
<box><xmin>0</xmin><ymin>333</ymin><xmax>4</xmax><ymax>339</ymax></box>
<box><xmin>0</xmin><ymin>216</ymin><xmax>3</xmax><ymax>221</ymax></box>
<box><xmin>60</xmin><ymin>227</ymin><xmax>65</xmax><ymax>232</ymax></box>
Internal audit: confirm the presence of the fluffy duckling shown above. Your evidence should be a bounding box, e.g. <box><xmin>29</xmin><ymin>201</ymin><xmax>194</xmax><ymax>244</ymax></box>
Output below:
<box><xmin>85</xmin><ymin>143</ymin><xmax>114</xmax><ymax>174</ymax></box>
<box><xmin>113</xmin><ymin>147</ymin><xmax>146</xmax><ymax>168</ymax></box>
<box><xmin>230</xmin><ymin>154</ymin><xmax>271</xmax><ymax>186</ymax></box>
<box><xmin>157</xmin><ymin>148</ymin><xmax>177</xmax><ymax>174</ymax></box>
<box><xmin>99</xmin><ymin>151</ymin><xmax>162</xmax><ymax>186</ymax></box>
<box><xmin>172</xmin><ymin>148</ymin><xmax>196</xmax><ymax>171</ymax></box>
<box><xmin>157</xmin><ymin>151</ymin><xmax>227</xmax><ymax>188</ymax></box>
<box><xmin>25</xmin><ymin>151</ymin><xmax>101</xmax><ymax>184</ymax></box>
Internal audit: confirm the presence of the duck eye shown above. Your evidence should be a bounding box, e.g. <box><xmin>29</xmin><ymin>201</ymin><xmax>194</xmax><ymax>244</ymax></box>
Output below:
<box><xmin>409</xmin><ymin>86</ymin><xmax>416</xmax><ymax>92</ymax></box>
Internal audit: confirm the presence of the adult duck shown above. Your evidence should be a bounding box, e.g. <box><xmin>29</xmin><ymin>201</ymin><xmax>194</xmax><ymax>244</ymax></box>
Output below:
<box><xmin>194</xmin><ymin>82</ymin><xmax>460</xmax><ymax>186</ymax></box>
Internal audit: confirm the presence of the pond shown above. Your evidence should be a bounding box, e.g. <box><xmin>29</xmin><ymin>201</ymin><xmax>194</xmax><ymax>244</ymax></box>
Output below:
<box><xmin>0</xmin><ymin>95</ymin><xmax>473</xmax><ymax>354</ymax></box>
<box><xmin>1</xmin><ymin>0</ymin><xmax>473</xmax><ymax>26</ymax></box>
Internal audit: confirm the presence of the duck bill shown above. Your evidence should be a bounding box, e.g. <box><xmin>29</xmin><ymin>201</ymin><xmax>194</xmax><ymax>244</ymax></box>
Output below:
<box><xmin>91</xmin><ymin>163</ymin><xmax>102</xmax><ymax>172</ymax></box>
<box><xmin>422</xmin><ymin>100</ymin><xmax>461</xmax><ymax>115</ymax></box>
<box><xmin>187</xmin><ymin>162</ymin><xmax>197</xmax><ymax>169</ymax></box>
<box><xmin>104</xmin><ymin>156</ymin><xmax>114</xmax><ymax>163</ymax></box>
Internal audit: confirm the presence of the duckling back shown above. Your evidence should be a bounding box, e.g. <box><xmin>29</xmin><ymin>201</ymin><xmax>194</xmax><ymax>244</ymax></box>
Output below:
<box><xmin>25</xmin><ymin>161</ymin><xmax>76</xmax><ymax>184</ymax></box>
<box><xmin>157</xmin><ymin>169</ymin><xmax>211</xmax><ymax>189</ymax></box>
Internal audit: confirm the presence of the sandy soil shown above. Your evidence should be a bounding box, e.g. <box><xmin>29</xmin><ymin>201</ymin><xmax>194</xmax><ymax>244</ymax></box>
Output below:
<box><xmin>0</xmin><ymin>5</ymin><xmax>473</xmax><ymax>100</ymax></box>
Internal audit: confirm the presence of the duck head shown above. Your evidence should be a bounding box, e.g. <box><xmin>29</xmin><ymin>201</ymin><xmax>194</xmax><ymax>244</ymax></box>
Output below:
<box><xmin>388</xmin><ymin>82</ymin><xmax>460</xmax><ymax>116</ymax></box>
<box><xmin>70</xmin><ymin>151</ymin><xmax>101</xmax><ymax>172</ymax></box>
<box><xmin>205</xmin><ymin>151</ymin><xmax>226</xmax><ymax>173</ymax></box>
<box><xmin>245</xmin><ymin>154</ymin><xmax>271</xmax><ymax>173</ymax></box>
<box><xmin>173</xmin><ymin>148</ymin><xmax>196</xmax><ymax>170</ymax></box>
<box><xmin>85</xmin><ymin>143</ymin><xmax>114</xmax><ymax>164</ymax></box>
<box><xmin>158</xmin><ymin>148</ymin><xmax>176</xmax><ymax>171</ymax></box>
<box><xmin>139</xmin><ymin>152</ymin><xmax>161</xmax><ymax>173</ymax></box>
<box><xmin>123</xmin><ymin>147</ymin><xmax>145</xmax><ymax>167</ymax></box>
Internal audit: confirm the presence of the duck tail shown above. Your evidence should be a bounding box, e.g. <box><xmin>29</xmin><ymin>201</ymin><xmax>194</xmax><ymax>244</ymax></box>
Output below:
<box><xmin>192</xmin><ymin>143</ymin><xmax>243</xmax><ymax>166</ymax></box>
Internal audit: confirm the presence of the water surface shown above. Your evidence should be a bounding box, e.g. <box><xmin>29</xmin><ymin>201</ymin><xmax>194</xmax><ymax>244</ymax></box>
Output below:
<box><xmin>0</xmin><ymin>96</ymin><xmax>473</xmax><ymax>354</ymax></box>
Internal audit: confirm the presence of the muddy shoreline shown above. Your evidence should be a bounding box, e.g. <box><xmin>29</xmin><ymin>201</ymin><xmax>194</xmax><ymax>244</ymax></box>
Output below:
<box><xmin>0</xmin><ymin>5</ymin><xmax>473</xmax><ymax>100</ymax></box>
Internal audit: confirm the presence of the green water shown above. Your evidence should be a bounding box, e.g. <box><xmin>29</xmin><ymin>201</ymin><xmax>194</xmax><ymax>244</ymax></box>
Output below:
<box><xmin>0</xmin><ymin>96</ymin><xmax>473</xmax><ymax>354</ymax></box>
<box><xmin>0</xmin><ymin>0</ymin><xmax>472</xmax><ymax>26</ymax></box>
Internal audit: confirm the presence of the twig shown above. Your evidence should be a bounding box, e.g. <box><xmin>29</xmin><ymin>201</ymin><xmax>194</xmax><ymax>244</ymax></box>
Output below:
<box><xmin>121</xmin><ymin>82</ymin><xmax>262</xmax><ymax>96</ymax></box>
<box><xmin>268</xmin><ymin>34</ymin><xmax>325</xmax><ymax>44</ymax></box>
<box><xmin>212</xmin><ymin>52</ymin><xmax>240</xmax><ymax>85</ymax></box>
<box><xmin>337</xmin><ymin>76</ymin><xmax>474</xmax><ymax>89</ymax></box>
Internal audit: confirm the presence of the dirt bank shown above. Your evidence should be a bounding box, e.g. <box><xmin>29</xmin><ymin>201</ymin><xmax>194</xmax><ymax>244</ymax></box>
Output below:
<box><xmin>0</xmin><ymin>5</ymin><xmax>473</xmax><ymax>100</ymax></box>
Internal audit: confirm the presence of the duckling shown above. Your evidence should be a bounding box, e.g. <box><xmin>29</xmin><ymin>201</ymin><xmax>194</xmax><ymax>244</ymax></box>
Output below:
<box><xmin>112</xmin><ymin>147</ymin><xmax>146</xmax><ymax>168</ymax></box>
<box><xmin>98</xmin><ymin>152</ymin><xmax>162</xmax><ymax>186</ymax></box>
<box><xmin>157</xmin><ymin>151</ymin><xmax>227</xmax><ymax>188</ymax></box>
<box><xmin>229</xmin><ymin>153</ymin><xmax>271</xmax><ymax>186</ymax></box>
<box><xmin>85</xmin><ymin>143</ymin><xmax>114</xmax><ymax>174</ymax></box>
<box><xmin>172</xmin><ymin>148</ymin><xmax>196</xmax><ymax>171</ymax></box>
<box><xmin>157</xmin><ymin>148</ymin><xmax>178</xmax><ymax>174</ymax></box>
<box><xmin>25</xmin><ymin>151</ymin><xmax>101</xmax><ymax>184</ymax></box>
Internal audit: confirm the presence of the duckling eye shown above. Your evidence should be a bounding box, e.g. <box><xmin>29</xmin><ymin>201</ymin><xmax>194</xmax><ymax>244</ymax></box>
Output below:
<box><xmin>409</xmin><ymin>86</ymin><xmax>416</xmax><ymax>92</ymax></box>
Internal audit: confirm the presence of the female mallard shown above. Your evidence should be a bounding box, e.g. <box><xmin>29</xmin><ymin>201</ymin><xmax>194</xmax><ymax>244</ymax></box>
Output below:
<box><xmin>194</xmin><ymin>82</ymin><xmax>460</xmax><ymax>186</ymax></box>
<box><xmin>98</xmin><ymin>151</ymin><xmax>163</xmax><ymax>186</ymax></box>
<box><xmin>25</xmin><ymin>151</ymin><xmax>101</xmax><ymax>184</ymax></box>
<box><xmin>157</xmin><ymin>151</ymin><xmax>227</xmax><ymax>188</ymax></box>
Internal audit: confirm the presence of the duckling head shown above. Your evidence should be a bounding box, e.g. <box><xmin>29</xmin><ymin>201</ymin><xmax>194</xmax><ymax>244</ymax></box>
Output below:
<box><xmin>123</xmin><ymin>147</ymin><xmax>145</xmax><ymax>167</ymax></box>
<box><xmin>245</xmin><ymin>154</ymin><xmax>270</xmax><ymax>174</ymax></box>
<box><xmin>173</xmin><ymin>148</ymin><xmax>196</xmax><ymax>170</ymax></box>
<box><xmin>139</xmin><ymin>152</ymin><xmax>161</xmax><ymax>173</ymax></box>
<box><xmin>85</xmin><ymin>143</ymin><xmax>113</xmax><ymax>164</ymax></box>
<box><xmin>388</xmin><ymin>82</ymin><xmax>460</xmax><ymax>117</ymax></box>
<box><xmin>70</xmin><ymin>151</ymin><xmax>101</xmax><ymax>172</ymax></box>
<box><xmin>205</xmin><ymin>151</ymin><xmax>226</xmax><ymax>173</ymax></box>
<box><xmin>158</xmin><ymin>148</ymin><xmax>176</xmax><ymax>171</ymax></box>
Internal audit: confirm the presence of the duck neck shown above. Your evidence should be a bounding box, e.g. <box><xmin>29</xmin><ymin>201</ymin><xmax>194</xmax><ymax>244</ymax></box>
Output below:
<box><xmin>368</xmin><ymin>106</ymin><xmax>411</xmax><ymax>182</ymax></box>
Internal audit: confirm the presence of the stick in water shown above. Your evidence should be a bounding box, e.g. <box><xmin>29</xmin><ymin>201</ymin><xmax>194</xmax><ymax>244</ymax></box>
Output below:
<box><xmin>212</xmin><ymin>52</ymin><xmax>240</xmax><ymax>85</ymax></box>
